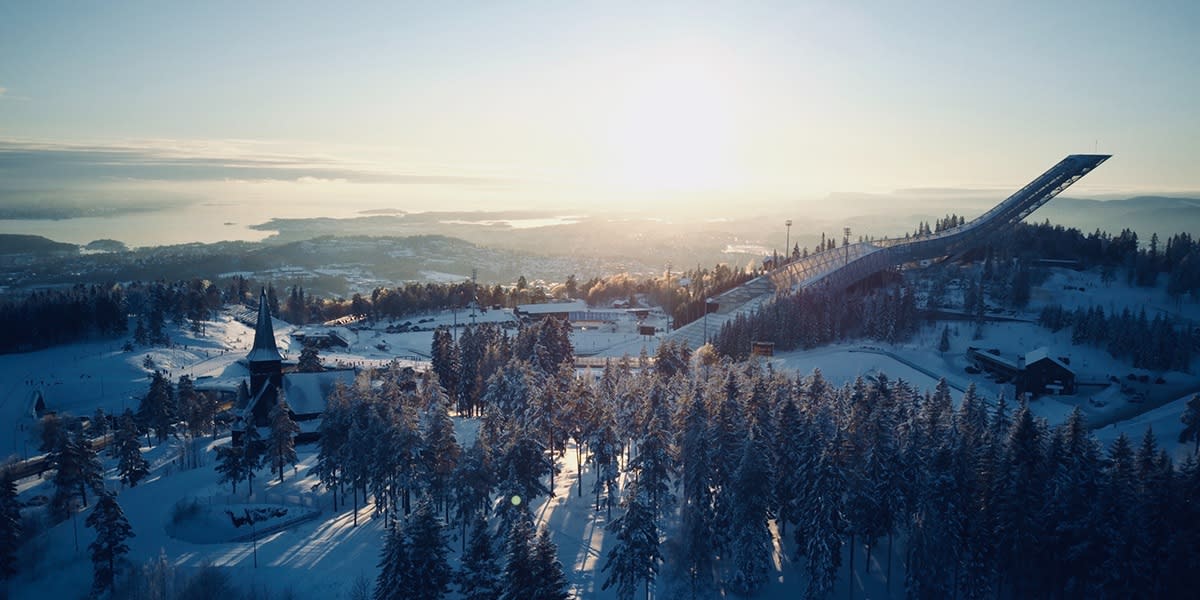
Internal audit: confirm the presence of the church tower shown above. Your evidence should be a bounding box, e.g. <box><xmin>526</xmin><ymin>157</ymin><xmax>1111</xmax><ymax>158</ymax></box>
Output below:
<box><xmin>247</xmin><ymin>288</ymin><xmax>283</xmax><ymax>412</ymax></box>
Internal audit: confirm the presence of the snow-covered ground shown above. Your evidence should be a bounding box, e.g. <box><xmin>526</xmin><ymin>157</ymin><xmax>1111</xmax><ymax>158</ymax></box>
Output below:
<box><xmin>8</xmin><ymin>419</ymin><xmax>918</xmax><ymax>600</ymax></box>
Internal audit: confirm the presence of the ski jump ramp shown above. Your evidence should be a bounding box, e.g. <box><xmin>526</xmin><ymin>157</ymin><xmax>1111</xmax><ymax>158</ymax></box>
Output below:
<box><xmin>667</xmin><ymin>154</ymin><xmax>1111</xmax><ymax>348</ymax></box>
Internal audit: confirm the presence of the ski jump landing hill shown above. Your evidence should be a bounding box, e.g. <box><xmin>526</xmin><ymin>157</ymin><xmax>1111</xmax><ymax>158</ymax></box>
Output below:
<box><xmin>668</xmin><ymin>154</ymin><xmax>1112</xmax><ymax>349</ymax></box>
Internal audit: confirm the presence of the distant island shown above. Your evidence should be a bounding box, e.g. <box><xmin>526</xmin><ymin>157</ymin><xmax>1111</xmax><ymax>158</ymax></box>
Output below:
<box><xmin>0</xmin><ymin>234</ymin><xmax>78</xmax><ymax>255</ymax></box>
<box><xmin>84</xmin><ymin>239</ymin><xmax>129</xmax><ymax>253</ymax></box>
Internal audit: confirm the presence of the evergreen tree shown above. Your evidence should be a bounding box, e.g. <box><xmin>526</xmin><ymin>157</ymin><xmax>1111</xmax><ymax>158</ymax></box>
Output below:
<box><xmin>0</xmin><ymin>471</ymin><xmax>21</xmax><ymax>582</ymax></box>
<box><xmin>628</xmin><ymin>393</ymin><xmax>675</xmax><ymax>518</ymax></box>
<box><xmin>91</xmin><ymin>407</ymin><xmax>109</xmax><ymax>443</ymax></box>
<box><xmin>709</xmin><ymin>371</ymin><xmax>744</xmax><ymax>554</ymax></box>
<box><xmin>501</xmin><ymin>513</ymin><xmax>537</xmax><ymax>600</ymax></box>
<box><xmin>452</xmin><ymin>438</ymin><xmax>496</xmax><ymax>533</ymax></box>
<box><xmin>1180</xmin><ymin>394</ymin><xmax>1200</xmax><ymax>456</ymax></box>
<box><xmin>938</xmin><ymin>325</ymin><xmax>951</xmax><ymax>353</ymax></box>
<box><xmin>530</xmin><ymin>528</ymin><xmax>570</xmax><ymax>600</ymax></box>
<box><xmin>37</xmin><ymin>412</ymin><xmax>67</xmax><ymax>455</ymax></box>
<box><xmin>994</xmin><ymin>401</ymin><xmax>1048</xmax><ymax>596</ymax></box>
<box><xmin>374</xmin><ymin>522</ymin><xmax>412</xmax><ymax>600</ymax></box>
<box><xmin>799</xmin><ymin>443</ymin><xmax>845</xmax><ymax>600</ymax></box>
<box><xmin>602</xmin><ymin>486</ymin><xmax>661</xmax><ymax>600</ymax></box>
<box><xmin>51</xmin><ymin>428</ymin><xmax>103</xmax><ymax>519</ymax></box>
<box><xmin>497</xmin><ymin>433</ymin><xmax>552</xmax><ymax>508</ymax></box>
<box><xmin>421</xmin><ymin>401</ymin><xmax>462</xmax><ymax>518</ymax></box>
<box><xmin>431</xmin><ymin>327</ymin><xmax>460</xmax><ymax>406</ymax></box>
<box><xmin>458</xmin><ymin>515</ymin><xmax>502</xmax><ymax>600</ymax></box>
<box><xmin>402</xmin><ymin>498</ymin><xmax>453</xmax><ymax>600</ymax></box>
<box><xmin>214</xmin><ymin>443</ymin><xmax>247</xmax><ymax>494</ymax></box>
<box><xmin>317</xmin><ymin>383</ymin><xmax>351</xmax><ymax>510</ymax></box>
<box><xmin>115</xmin><ymin>409</ymin><xmax>150</xmax><ymax>488</ymax></box>
<box><xmin>297</xmin><ymin>345</ymin><xmax>323</xmax><ymax>372</ymax></box>
<box><xmin>86</xmin><ymin>491</ymin><xmax>134</xmax><ymax>596</ymax></box>
<box><xmin>678</xmin><ymin>394</ymin><xmax>715</xmax><ymax>598</ymax></box>
<box><xmin>267</xmin><ymin>395</ymin><xmax>300</xmax><ymax>482</ymax></box>
<box><xmin>591</xmin><ymin>423</ymin><xmax>620</xmax><ymax>517</ymax></box>
<box><xmin>729</xmin><ymin>434</ymin><xmax>772</xmax><ymax>595</ymax></box>
<box><xmin>138</xmin><ymin>370</ymin><xmax>176</xmax><ymax>444</ymax></box>
<box><xmin>241</xmin><ymin>423</ymin><xmax>265</xmax><ymax>495</ymax></box>
<box><xmin>178</xmin><ymin>374</ymin><xmax>216</xmax><ymax>442</ymax></box>
<box><xmin>1099</xmin><ymin>433</ymin><xmax>1140</xmax><ymax>597</ymax></box>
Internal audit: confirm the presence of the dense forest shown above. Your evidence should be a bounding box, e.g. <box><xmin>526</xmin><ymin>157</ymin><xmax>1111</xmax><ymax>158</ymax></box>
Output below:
<box><xmin>13</xmin><ymin>313</ymin><xmax>1200</xmax><ymax>597</ymax></box>
<box><xmin>304</xmin><ymin>340</ymin><xmax>1200</xmax><ymax>599</ymax></box>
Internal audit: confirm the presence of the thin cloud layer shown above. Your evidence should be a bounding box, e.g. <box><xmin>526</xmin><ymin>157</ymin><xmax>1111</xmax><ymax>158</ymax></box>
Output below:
<box><xmin>0</xmin><ymin>139</ymin><xmax>512</xmax><ymax>187</ymax></box>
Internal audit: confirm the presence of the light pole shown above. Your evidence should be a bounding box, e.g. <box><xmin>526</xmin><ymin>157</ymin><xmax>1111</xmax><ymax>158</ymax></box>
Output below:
<box><xmin>703</xmin><ymin>298</ymin><xmax>715</xmax><ymax>345</ymax></box>
<box><xmin>844</xmin><ymin>227</ymin><xmax>851</xmax><ymax>266</ymax></box>
<box><xmin>785</xmin><ymin>219</ymin><xmax>792</xmax><ymax>263</ymax></box>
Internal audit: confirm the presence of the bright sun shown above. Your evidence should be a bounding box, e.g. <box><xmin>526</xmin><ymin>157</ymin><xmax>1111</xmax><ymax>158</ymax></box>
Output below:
<box><xmin>605</xmin><ymin>51</ymin><xmax>743</xmax><ymax>191</ymax></box>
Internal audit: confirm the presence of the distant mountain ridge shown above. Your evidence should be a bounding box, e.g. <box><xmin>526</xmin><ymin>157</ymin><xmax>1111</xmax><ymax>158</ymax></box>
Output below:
<box><xmin>1036</xmin><ymin>196</ymin><xmax>1200</xmax><ymax>237</ymax></box>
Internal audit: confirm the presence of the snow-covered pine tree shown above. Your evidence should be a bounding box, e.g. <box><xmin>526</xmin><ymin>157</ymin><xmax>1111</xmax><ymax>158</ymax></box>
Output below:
<box><xmin>728</xmin><ymin>433</ymin><xmax>772</xmax><ymax>595</ymax></box>
<box><xmin>1179</xmin><ymin>394</ymin><xmax>1200</xmax><ymax>456</ymax></box>
<box><xmin>1134</xmin><ymin>428</ymin><xmax>1172</xmax><ymax>595</ymax></box>
<box><xmin>91</xmin><ymin>407</ymin><xmax>109</xmax><ymax>444</ymax></box>
<box><xmin>497</xmin><ymin>432</ymin><xmax>552</xmax><ymax>509</ymax></box>
<box><xmin>431</xmin><ymin>327</ymin><xmax>460</xmax><ymax>407</ymax></box>
<box><xmin>214</xmin><ymin>443</ymin><xmax>247</xmax><ymax>495</ymax></box>
<box><xmin>993</xmin><ymin>401</ymin><xmax>1048</xmax><ymax>596</ymax></box>
<box><xmin>0</xmin><ymin>471</ymin><xmax>20</xmax><ymax>582</ymax></box>
<box><xmin>529</xmin><ymin>528</ymin><xmax>570</xmax><ymax>600</ymax></box>
<box><xmin>138</xmin><ymin>370</ymin><xmax>176</xmax><ymax>444</ymax></box>
<box><xmin>267</xmin><ymin>394</ymin><xmax>300</xmax><ymax>482</ymax></box>
<box><xmin>374</xmin><ymin>521</ymin><xmax>411</xmax><ymax>600</ymax></box>
<box><xmin>456</xmin><ymin>326</ymin><xmax>481</xmax><ymax>415</ymax></box>
<box><xmin>421</xmin><ymin>401</ymin><xmax>462</xmax><ymax>519</ymax></box>
<box><xmin>602</xmin><ymin>485</ymin><xmax>661</xmax><ymax>600</ymax></box>
<box><xmin>115</xmin><ymin>409</ymin><xmax>150</xmax><ymax>488</ymax></box>
<box><xmin>51</xmin><ymin>428</ymin><xmax>103</xmax><ymax>519</ymax></box>
<box><xmin>86</xmin><ymin>491</ymin><xmax>134</xmax><ymax>596</ymax></box>
<box><xmin>709</xmin><ymin>370</ymin><xmax>745</xmax><ymax>554</ymax></box>
<box><xmin>1098</xmin><ymin>433</ymin><xmax>1139</xmax><ymax>598</ymax></box>
<box><xmin>458</xmin><ymin>515</ymin><xmax>502</xmax><ymax>600</ymax></box>
<box><xmin>317</xmin><ymin>382</ymin><xmax>351</xmax><ymax>511</ymax></box>
<box><xmin>452</xmin><ymin>438</ymin><xmax>496</xmax><ymax>539</ymax></box>
<box><xmin>590</xmin><ymin>422</ymin><xmax>620</xmax><ymax>517</ymax></box>
<box><xmin>297</xmin><ymin>345</ymin><xmax>323</xmax><ymax>372</ymax></box>
<box><xmin>678</xmin><ymin>393</ymin><xmax>715</xmax><ymax>598</ymax></box>
<box><xmin>564</xmin><ymin>373</ymin><xmax>598</xmax><ymax>498</ymax></box>
<box><xmin>402</xmin><ymin>498</ymin><xmax>453</xmax><ymax>600</ymax></box>
<box><xmin>500</xmin><ymin>512</ymin><xmax>537</xmax><ymax>600</ymax></box>
<box><xmin>1040</xmin><ymin>406</ymin><xmax>1102</xmax><ymax>597</ymax></box>
<box><xmin>798</xmin><ymin>441</ymin><xmax>845</xmax><ymax>600</ymax></box>
<box><xmin>241</xmin><ymin>422</ymin><xmax>265</xmax><ymax>495</ymax></box>
<box><xmin>628</xmin><ymin>389</ymin><xmax>675</xmax><ymax>518</ymax></box>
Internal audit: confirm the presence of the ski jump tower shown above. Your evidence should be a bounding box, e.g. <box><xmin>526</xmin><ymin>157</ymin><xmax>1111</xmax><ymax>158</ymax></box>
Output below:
<box><xmin>769</xmin><ymin>154</ymin><xmax>1112</xmax><ymax>293</ymax></box>
<box><xmin>666</xmin><ymin>154</ymin><xmax>1111</xmax><ymax>348</ymax></box>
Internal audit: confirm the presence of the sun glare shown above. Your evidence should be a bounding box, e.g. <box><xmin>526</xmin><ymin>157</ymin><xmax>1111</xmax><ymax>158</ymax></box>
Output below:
<box><xmin>604</xmin><ymin>50</ymin><xmax>743</xmax><ymax>191</ymax></box>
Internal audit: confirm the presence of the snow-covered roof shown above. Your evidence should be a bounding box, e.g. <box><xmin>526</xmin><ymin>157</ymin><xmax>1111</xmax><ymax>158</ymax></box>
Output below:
<box><xmin>969</xmin><ymin>348</ymin><xmax>1018</xmax><ymax>370</ymax></box>
<box><xmin>1025</xmin><ymin>347</ymin><xmax>1073</xmax><ymax>372</ymax></box>
<box><xmin>280</xmin><ymin>370</ymin><xmax>356</xmax><ymax>416</ymax></box>
<box><xmin>516</xmin><ymin>300</ymin><xmax>587</xmax><ymax>315</ymax></box>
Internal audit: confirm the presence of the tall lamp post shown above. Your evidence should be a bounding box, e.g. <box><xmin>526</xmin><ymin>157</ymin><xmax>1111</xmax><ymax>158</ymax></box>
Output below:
<box><xmin>785</xmin><ymin>219</ymin><xmax>792</xmax><ymax>263</ymax></box>
<box><xmin>844</xmin><ymin>227</ymin><xmax>851</xmax><ymax>266</ymax></box>
<box><xmin>703</xmin><ymin>298</ymin><xmax>716</xmax><ymax>345</ymax></box>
